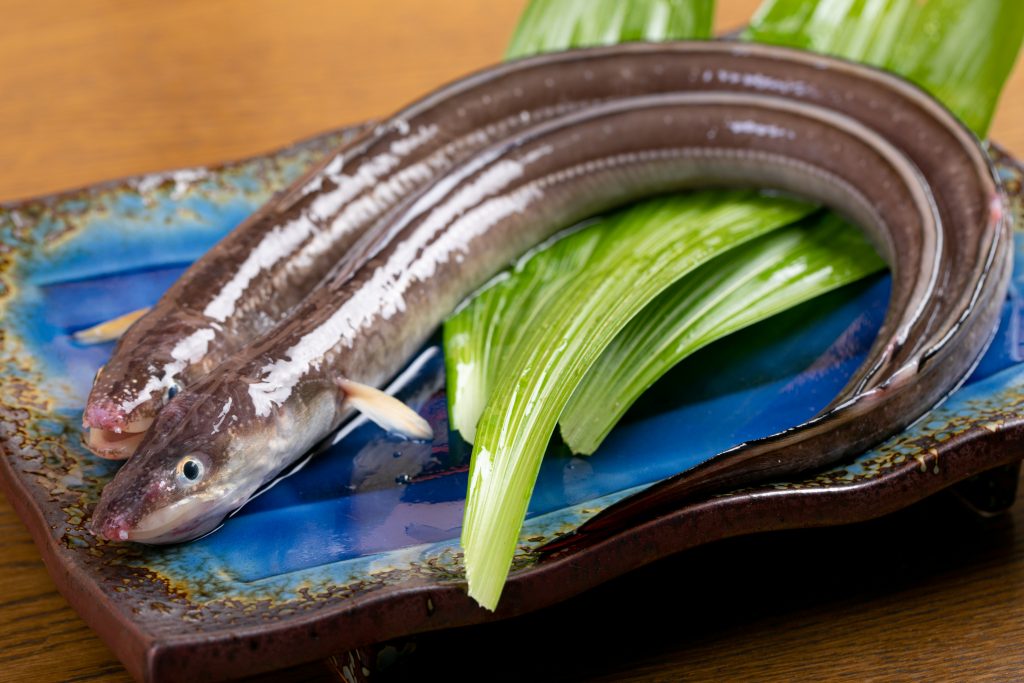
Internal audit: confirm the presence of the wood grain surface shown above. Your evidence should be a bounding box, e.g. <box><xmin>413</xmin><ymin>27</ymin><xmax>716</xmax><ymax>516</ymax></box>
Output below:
<box><xmin>2</xmin><ymin>1</ymin><xmax>1024</xmax><ymax>681</ymax></box>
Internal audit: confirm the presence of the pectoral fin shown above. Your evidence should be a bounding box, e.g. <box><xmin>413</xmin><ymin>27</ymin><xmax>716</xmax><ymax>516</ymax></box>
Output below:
<box><xmin>337</xmin><ymin>378</ymin><xmax>433</xmax><ymax>441</ymax></box>
<box><xmin>73</xmin><ymin>307</ymin><xmax>151</xmax><ymax>344</ymax></box>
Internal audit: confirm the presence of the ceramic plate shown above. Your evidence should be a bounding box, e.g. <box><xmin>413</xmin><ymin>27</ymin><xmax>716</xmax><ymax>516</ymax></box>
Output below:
<box><xmin>2</xmin><ymin>125</ymin><xmax>1023</xmax><ymax>682</ymax></box>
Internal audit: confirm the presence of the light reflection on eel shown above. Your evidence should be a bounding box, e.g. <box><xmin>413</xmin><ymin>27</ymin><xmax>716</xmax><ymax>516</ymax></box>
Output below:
<box><xmin>86</xmin><ymin>42</ymin><xmax>1008</xmax><ymax>547</ymax></box>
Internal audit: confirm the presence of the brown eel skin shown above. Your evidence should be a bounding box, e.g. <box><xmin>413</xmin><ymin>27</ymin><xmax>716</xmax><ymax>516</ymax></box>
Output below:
<box><xmin>83</xmin><ymin>42</ymin><xmax>739</xmax><ymax>457</ymax></box>
<box><xmin>84</xmin><ymin>42</ymin><xmax>1007</xmax><ymax>549</ymax></box>
<box><xmin>87</xmin><ymin>38</ymin><xmax>931</xmax><ymax>459</ymax></box>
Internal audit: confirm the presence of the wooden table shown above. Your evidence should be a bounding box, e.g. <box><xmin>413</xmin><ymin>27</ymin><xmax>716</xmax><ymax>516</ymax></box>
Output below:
<box><xmin>3</xmin><ymin>1</ymin><xmax>1024</xmax><ymax>680</ymax></box>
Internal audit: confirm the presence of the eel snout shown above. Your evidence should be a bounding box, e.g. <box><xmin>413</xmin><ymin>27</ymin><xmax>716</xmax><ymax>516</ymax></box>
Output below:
<box><xmin>83</xmin><ymin>400</ymin><xmax>154</xmax><ymax>460</ymax></box>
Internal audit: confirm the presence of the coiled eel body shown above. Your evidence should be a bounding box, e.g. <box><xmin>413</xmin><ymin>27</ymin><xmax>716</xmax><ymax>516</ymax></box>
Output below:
<box><xmin>88</xmin><ymin>42</ymin><xmax>1008</xmax><ymax>546</ymax></box>
<box><xmin>86</xmin><ymin>42</ymin><xmax>737</xmax><ymax>457</ymax></box>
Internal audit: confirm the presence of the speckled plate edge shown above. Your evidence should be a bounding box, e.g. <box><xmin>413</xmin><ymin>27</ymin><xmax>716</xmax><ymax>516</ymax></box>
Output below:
<box><xmin>1</xmin><ymin>131</ymin><xmax>1023</xmax><ymax>682</ymax></box>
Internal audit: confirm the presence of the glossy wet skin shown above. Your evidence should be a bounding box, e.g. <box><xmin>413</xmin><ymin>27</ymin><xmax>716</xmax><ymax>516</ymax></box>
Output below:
<box><xmin>90</xmin><ymin>42</ymin><xmax>1007</xmax><ymax>545</ymax></box>
<box><xmin>82</xmin><ymin>38</ymin><xmax>1003</xmax><ymax>460</ymax></box>
<box><xmin>91</xmin><ymin>39</ymin><xmax>895</xmax><ymax>459</ymax></box>
<box><xmin>80</xmin><ymin>36</ymin><xmax>997</xmax><ymax>460</ymax></box>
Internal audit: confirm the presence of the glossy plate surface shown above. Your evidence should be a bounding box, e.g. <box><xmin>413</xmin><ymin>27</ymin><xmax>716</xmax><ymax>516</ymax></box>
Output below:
<box><xmin>1</xmin><ymin>128</ymin><xmax>1023</xmax><ymax>682</ymax></box>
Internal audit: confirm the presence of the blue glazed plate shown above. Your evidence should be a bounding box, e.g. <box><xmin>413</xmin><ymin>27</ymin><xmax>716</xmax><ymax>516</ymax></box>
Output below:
<box><xmin>1</xmin><ymin>128</ymin><xmax>1022</xmax><ymax>682</ymax></box>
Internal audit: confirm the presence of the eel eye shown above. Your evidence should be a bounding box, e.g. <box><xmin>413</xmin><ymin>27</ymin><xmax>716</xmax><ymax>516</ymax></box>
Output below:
<box><xmin>175</xmin><ymin>456</ymin><xmax>205</xmax><ymax>485</ymax></box>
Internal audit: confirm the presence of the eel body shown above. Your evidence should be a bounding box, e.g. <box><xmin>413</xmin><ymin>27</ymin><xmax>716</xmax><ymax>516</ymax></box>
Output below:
<box><xmin>87</xmin><ymin>42</ymin><xmax>1007</xmax><ymax>546</ymax></box>
<box><xmin>84</xmin><ymin>44</ymin><xmax>735</xmax><ymax>457</ymax></box>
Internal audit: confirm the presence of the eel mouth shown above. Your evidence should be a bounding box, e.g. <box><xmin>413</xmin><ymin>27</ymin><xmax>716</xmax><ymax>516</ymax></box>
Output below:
<box><xmin>83</xmin><ymin>416</ymin><xmax>154</xmax><ymax>460</ymax></box>
<box><xmin>91</xmin><ymin>496</ymin><xmax>219</xmax><ymax>544</ymax></box>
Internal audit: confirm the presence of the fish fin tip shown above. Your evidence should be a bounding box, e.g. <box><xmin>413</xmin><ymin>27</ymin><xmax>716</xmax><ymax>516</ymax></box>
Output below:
<box><xmin>337</xmin><ymin>378</ymin><xmax>433</xmax><ymax>441</ymax></box>
<box><xmin>73</xmin><ymin>307</ymin><xmax>151</xmax><ymax>344</ymax></box>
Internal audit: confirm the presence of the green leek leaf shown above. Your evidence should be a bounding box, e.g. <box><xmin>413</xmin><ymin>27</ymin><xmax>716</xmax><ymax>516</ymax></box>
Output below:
<box><xmin>744</xmin><ymin>0</ymin><xmax>1024</xmax><ymax>136</ymax></box>
<box><xmin>559</xmin><ymin>212</ymin><xmax>884</xmax><ymax>454</ymax></box>
<box><xmin>468</xmin><ymin>0</ymin><xmax>721</xmax><ymax>608</ymax></box>
<box><xmin>461</xmin><ymin>192</ymin><xmax>812</xmax><ymax>609</ymax></box>
<box><xmin>454</xmin><ymin>0</ymin><xmax>1024</xmax><ymax>610</ymax></box>
<box><xmin>446</xmin><ymin>224</ymin><xmax>606</xmax><ymax>444</ymax></box>
<box><xmin>506</xmin><ymin>0</ymin><xmax>714</xmax><ymax>60</ymax></box>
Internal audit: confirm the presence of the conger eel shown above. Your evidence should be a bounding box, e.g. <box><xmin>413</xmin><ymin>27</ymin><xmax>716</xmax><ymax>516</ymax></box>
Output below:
<box><xmin>85</xmin><ymin>38</ymin><xmax>885</xmax><ymax>459</ymax></box>
<box><xmin>87</xmin><ymin>42</ymin><xmax>1008</xmax><ymax>545</ymax></box>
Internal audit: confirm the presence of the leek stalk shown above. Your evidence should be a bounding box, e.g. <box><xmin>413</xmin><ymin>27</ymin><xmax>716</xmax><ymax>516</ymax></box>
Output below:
<box><xmin>454</xmin><ymin>0</ymin><xmax>1024</xmax><ymax>609</ymax></box>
